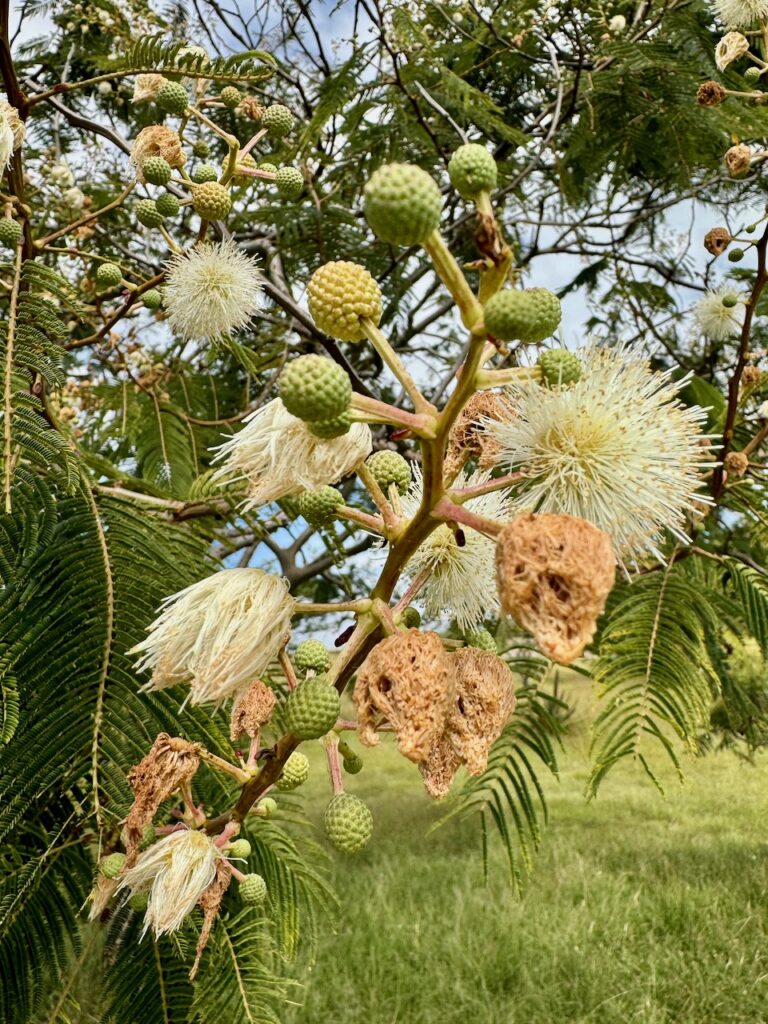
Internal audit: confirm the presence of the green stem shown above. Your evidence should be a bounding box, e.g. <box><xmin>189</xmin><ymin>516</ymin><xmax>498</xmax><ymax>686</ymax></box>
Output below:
<box><xmin>360</xmin><ymin>318</ymin><xmax>435</xmax><ymax>414</ymax></box>
<box><xmin>423</xmin><ymin>230</ymin><xmax>483</xmax><ymax>329</ymax></box>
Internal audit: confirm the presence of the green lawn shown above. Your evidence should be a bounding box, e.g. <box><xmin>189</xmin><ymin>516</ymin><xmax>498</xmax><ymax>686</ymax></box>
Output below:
<box><xmin>286</xmin><ymin>689</ymin><xmax>768</xmax><ymax>1024</ymax></box>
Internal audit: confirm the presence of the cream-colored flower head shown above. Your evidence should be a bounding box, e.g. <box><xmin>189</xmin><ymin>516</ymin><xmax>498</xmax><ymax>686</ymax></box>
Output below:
<box><xmin>130</xmin><ymin>568</ymin><xmax>295</xmax><ymax>704</ymax></box>
<box><xmin>211</xmin><ymin>398</ymin><xmax>372</xmax><ymax>509</ymax></box>
<box><xmin>401</xmin><ymin>468</ymin><xmax>511</xmax><ymax>630</ymax></box>
<box><xmin>716</xmin><ymin>31</ymin><xmax>750</xmax><ymax>69</ymax></box>
<box><xmin>693</xmin><ymin>285</ymin><xmax>748</xmax><ymax>340</ymax></box>
<box><xmin>711</xmin><ymin>0</ymin><xmax>768</xmax><ymax>28</ymax></box>
<box><xmin>483</xmin><ymin>345</ymin><xmax>712</xmax><ymax>562</ymax></box>
<box><xmin>0</xmin><ymin>100</ymin><xmax>23</xmax><ymax>169</ymax></box>
<box><xmin>132</xmin><ymin>73</ymin><xmax>166</xmax><ymax>103</ymax></box>
<box><xmin>117</xmin><ymin>829</ymin><xmax>221</xmax><ymax>938</ymax></box>
<box><xmin>164</xmin><ymin>239</ymin><xmax>263</xmax><ymax>341</ymax></box>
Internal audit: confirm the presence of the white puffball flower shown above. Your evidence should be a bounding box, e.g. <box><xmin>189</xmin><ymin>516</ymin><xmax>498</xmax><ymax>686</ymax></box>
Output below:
<box><xmin>164</xmin><ymin>239</ymin><xmax>264</xmax><ymax>341</ymax></box>
<box><xmin>483</xmin><ymin>345</ymin><xmax>713</xmax><ymax>563</ymax></box>
<box><xmin>609</xmin><ymin>14</ymin><xmax>627</xmax><ymax>31</ymax></box>
<box><xmin>211</xmin><ymin>398</ymin><xmax>372</xmax><ymax>510</ymax></box>
<box><xmin>401</xmin><ymin>467</ymin><xmax>511</xmax><ymax>631</ymax></box>
<box><xmin>693</xmin><ymin>285</ymin><xmax>748</xmax><ymax>341</ymax></box>
<box><xmin>117</xmin><ymin>829</ymin><xmax>222</xmax><ymax>938</ymax></box>
<box><xmin>62</xmin><ymin>187</ymin><xmax>86</xmax><ymax>210</ymax></box>
<box><xmin>130</xmin><ymin>567</ymin><xmax>295</xmax><ymax>705</ymax></box>
<box><xmin>711</xmin><ymin>0</ymin><xmax>768</xmax><ymax>28</ymax></box>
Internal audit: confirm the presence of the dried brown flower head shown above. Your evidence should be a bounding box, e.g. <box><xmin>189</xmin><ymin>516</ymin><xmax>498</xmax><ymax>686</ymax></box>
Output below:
<box><xmin>132</xmin><ymin>74</ymin><xmax>167</xmax><ymax>103</ymax></box>
<box><xmin>418</xmin><ymin>734</ymin><xmax>461</xmax><ymax>799</ymax></box>
<box><xmin>354</xmin><ymin>629</ymin><xmax>456</xmax><ymax>763</ymax></box>
<box><xmin>495</xmin><ymin>513</ymin><xmax>615</xmax><ymax>664</ymax></box>
<box><xmin>237</xmin><ymin>95</ymin><xmax>264</xmax><ymax>120</ymax></box>
<box><xmin>704</xmin><ymin>227</ymin><xmax>732</xmax><ymax>256</ymax></box>
<box><xmin>715</xmin><ymin>31</ymin><xmax>749</xmax><ymax>72</ymax></box>
<box><xmin>725</xmin><ymin>450</ymin><xmax>749</xmax><ymax>477</ymax></box>
<box><xmin>123</xmin><ymin>733</ymin><xmax>202</xmax><ymax>862</ymax></box>
<box><xmin>190</xmin><ymin>860</ymin><xmax>232</xmax><ymax>980</ymax></box>
<box><xmin>697</xmin><ymin>81</ymin><xmax>727</xmax><ymax>107</ymax></box>
<box><xmin>230</xmin><ymin>679</ymin><xmax>277</xmax><ymax>741</ymax></box>
<box><xmin>724</xmin><ymin>143</ymin><xmax>754</xmax><ymax>178</ymax></box>
<box><xmin>445</xmin><ymin>391</ymin><xmax>516</xmax><ymax>479</ymax></box>
<box><xmin>742</xmin><ymin>365</ymin><xmax>762</xmax><ymax>387</ymax></box>
<box><xmin>130</xmin><ymin>126</ymin><xmax>186</xmax><ymax>181</ymax></box>
<box><xmin>86</xmin><ymin>874</ymin><xmax>119</xmax><ymax>922</ymax></box>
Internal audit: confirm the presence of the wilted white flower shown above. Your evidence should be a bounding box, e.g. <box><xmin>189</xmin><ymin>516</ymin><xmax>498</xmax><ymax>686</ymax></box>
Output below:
<box><xmin>0</xmin><ymin>100</ymin><xmax>23</xmax><ymax>170</ymax></box>
<box><xmin>484</xmin><ymin>345</ymin><xmax>712</xmax><ymax>562</ymax></box>
<box><xmin>130</xmin><ymin>567</ymin><xmax>295</xmax><ymax>704</ymax></box>
<box><xmin>715</xmin><ymin>30</ymin><xmax>750</xmax><ymax>69</ymax></box>
<box><xmin>62</xmin><ymin>187</ymin><xmax>85</xmax><ymax>209</ymax></box>
<box><xmin>608</xmin><ymin>14</ymin><xmax>626</xmax><ymax>31</ymax></box>
<box><xmin>711</xmin><ymin>0</ymin><xmax>768</xmax><ymax>28</ymax></box>
<box><xmin>98</xmin><ymin>81</ymin><xmax>113</xmax><ymax>97</ymax></box>
<box><xmin>164</xmin><ymin>239</ymin><xmax>263</xmax><ymax>341</ymax></box>
<box><xmin>212</xmin><ymin>398</ymin><xmax>372</xmax><ymax>509</ymax></box>
<box><xmin>401</xmin><ymin>468</ymin><xmax>511</xmax><ymax>630</ymax></box>
<box><xmin>693</xmin><ymin>285</ymin><xmax>748</xmax><ymax>340</ymax></box>
<box><xmin>117</xmin><ymin>829</ymin><xmax>221</xmax><ymax>938</ymax></box>
<box><xmin>132</xmin><ymin>73</ymin><xmax>166</xmax><ymax>103</ymax></box>
<box><xmin>48</xmin><ymin>161</ymin><xmax>74</xmax><ymax>187</ymax></box>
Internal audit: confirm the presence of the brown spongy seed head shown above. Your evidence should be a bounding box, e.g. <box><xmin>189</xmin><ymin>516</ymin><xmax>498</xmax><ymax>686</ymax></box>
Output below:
<box><xmin>230</xmin><ymin>679</ymin><xmax>277</xmax><ymax>741</ymax></box>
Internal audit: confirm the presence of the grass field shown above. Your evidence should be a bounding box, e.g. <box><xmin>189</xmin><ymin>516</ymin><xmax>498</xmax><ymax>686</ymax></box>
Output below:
<box><xmin>286</xmin><ymin>683</ymin><xmax>768</xmax><ymax>1024</ymax></box>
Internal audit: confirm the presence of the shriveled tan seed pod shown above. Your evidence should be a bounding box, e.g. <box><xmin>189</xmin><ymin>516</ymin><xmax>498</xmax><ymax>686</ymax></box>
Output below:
<box><xmin>446</xmin><ymin>647</ymin><xmax>515</xmax><ymax>776</ymax></box>
<box><xmin>696</xmin><ymin>81</ymin><xmax>727</xmax><ymax>107</ymax></box>
<box><xmin>704</xmin><ymin>227</ymin><xmax>731</xmax><ymax>256</ymax></box>
<box><xmin>353</xmin><ymin>629</ymin><xmax>456</xmax><ymax>763</ymax></box>
<box><xmin>130</xmin><ymin>126</ymin><xmax>187</xmax><ymax>181</ymax></box>
<box><xmin>742</xmin><ymin>365</ymin><xmax>762</xmax><ymax>387</ymax></box>
<box><xmin>724</xmin><ymin>144</ymin><xmax>754</xmax><ymax>178</ymax></box>
<box><xmin>190</xmin><ymin>860</ymin><xmax>232</xmax><ymax>980</ymax></box>
<box><xmin>444</xmin><ymin>391</ymin><xmax>516</xmax><ymax>479</ymax></box>
<box><xmin>725</xmin><ymin>450</ymin><xmax>749</xmax><ymax>477</ymax></box>
<box><xmin>230</xmin><ymin>679</ymin><xmax>277</xmax><ymax>741</ymax></box>
<box><xmin>236</xmin><ymin>95</ymin><xmax>264</xmax><ymax>120</ymax></box>
<box><xmin>495</xmin><ymin>513</ymin><xmax>615</xmax><ymax>665</ymax></box>
<box><xmin>419</xmin><ymin>734</ymin><xmax>462</xmax><ymax>800</ymax></box>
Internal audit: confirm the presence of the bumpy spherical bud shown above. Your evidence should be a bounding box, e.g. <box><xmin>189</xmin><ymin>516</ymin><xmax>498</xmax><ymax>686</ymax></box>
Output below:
<box><xmin>231</xmin><ymin>152</ymin><xmax>257</xmax><ymax>187</ymax></box>
<box><xmin>0</xmin><ymin>218</ymin><xmax>22</xmax><ymax>247</ymax></box>
<box><xmin>364</xmin><ymin>163</ymin><xmax>442</xmax><ymax>246</ymax></box>
<box><xmin>307</xmin><ymin>410</ymin><xmax>352</xmax><ymax>439</ymax></box>
<box><xmin>129</xmin><ymin>892</ymin><xmax>148</xmax><ymax>912</ymax></box>
<box><xmin>275</xmin><ymin>166</ymin><xmax>304</xmax><ymax>199</ymax></box>
<box><xmin>483</xmin><ymin>287</ymin><xmax>562</xmax><ymax>343</ymax></box>
<box><xmin>192</xmin><ymin>163</ymin><xmax>218</xmax><ymax>183</ymax></box>
<box><xmin>226</xmin><ymin>838</ymin><xmax>252</xmax><ymax>859</ymax></box>
<box><xmin>274</xmin><ymin>751</ymin><xmax>310</xmax><ymax>791</ymax></box>
<box><xmin>259</xmin><ymin>162</ymin><xmax>278</xmax><ymax>175</ymax></box>
<box><xmin>262</xmin><ymin>103</ymin><xmax>295</xmax><ymax>137</ymax></box>
<box><xmin>285</xmin><ymin>677</ymin><xmax>341</xmax><ymax>739</ymax></box>
<box><xmin>142</xmin><ymin>156</ymin><xmax>172</xmax><ymax>185</ymax></box>
<box><xmin>257</xmin><ymin>796</ymin><xmax>278</xmax><ymax>818</ymax></box>
<box><xmin>464</xmin><ymin>627</ymin><xmax>497</xmax><ymax>653</ymax></box>
<box><xmin>705</xmin><ymin>227</ymin><xmax>731</xmax><ymax>256</ymax></box>
<box><xmin>192</xmin><ymin>181</ymin><xmax>232</xmax><ymax>220</ymax></box>
<box><xmin>192</xmin><ymin>139</ymin><xmax>210</xmax><ymax>158</ymax></box>
<box><xmin>220</xmin><ymin>85</ymin><xmax>241</xmax><ymax>108</ymax></box>
<box><xmin>448</xmin><ymin>143</ymin><xmax>498</xmax><ymax>199</ymax></box>
<box><xmin>745</xmin><ymin>66</ymin><xmax>761</xmax><ymax>83</ymax></box>
<box><xmin>729</xmin><ymin>248</ymin><xmax>744</xmax><ymax>262</ymax></box>
<box><xmin>99</xmin><ymin>852</ymin><xmax>126</xmax><ymax>878</ymax></box>
<box><xmin>400</xmin><ymin>606</ymin><xmax>421</xmax><ymax>628</ymax></box>
<box><xmin>139</xmin><ymin>824</ymin><xmax>156</xmax><ymax>850</ymax></box>
<box><xmin>155</xmin><ymin>192</ymin><xmax>180</xmax><ymax>218</ymax></box>
<box><xmin>366</xmin><ymin>450</ymin><xmax>412</xmax><ymax>495</ymax></box>
<box><xmin>538</xmin><ymin>348</ymin><xmax>581</xmax><ymax>388</ymax></box>
<box><xmin>157</xmin><ymin>80</ymin><xmax>189</xmax><ymax>115</ymax></box>
<box><xmin>135</xmin><ymin>198</ymin><xmax>165</xmax><ymax>228</ymax></box>
<box><xmin>142</xmin><ymin>288</ymin><xmax>163</xmax><ymax>310</ymax></box>
<box><xmin>95</xmin><ymin>262</ymin><xmax>123</xmax><ymax>288</ymax></box>
<box><xmin>324</xmin><ymin>793</ymin><xmax>373</xmax><ymax>854</ymax></box>
<box><xmin>342</xmin><ymin>753</ymin><xmax>363</xmax><ymax>774</ymax></box>
<box><xmin>297</xmin><ymin>486</ymin><xmax>343</xmax><ymax>529</ymax></box>
<box><xmin>294</xmin><ymin>638</ymin><xmax>331</xmax><ymax>673</ymax></box>
<box><xmin>239</xmin><ymin>872</ymin><xmax>267</xmax><ymax>904</ymax></box>
<box><xmin>279</xmin><ymin>354</ymin><xmax>352</xmax><ymax>422</ymax></box>
<box><xmin>307</xmin><ymin>261</ymin><xmax>382</xmax><ymax>343</ymax></box>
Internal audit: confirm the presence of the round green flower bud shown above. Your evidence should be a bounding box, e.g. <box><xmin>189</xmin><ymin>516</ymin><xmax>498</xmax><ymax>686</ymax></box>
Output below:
<box><xmin>129</xmin><ymin>892</ymin><xmax>148</xmax><ymax>912</ymax></box>
<box><xmin>538</xmin><ymin>348</ymin><xmax>581</xmax><ymax>388</ymax></box>
<box><xmin>226</xmin><ymin>838</ymin><xmax>252</xmax><ymax>859</ymax></box>
<box><xmin>262</xmin><ymin>103</ymin><xmax>295</xmax><ymax>137</ymax></box>
<box><xmin>279</xmin><ymin>354</ymin><xmax>352</xmax><ymax>422</ymax></box>
<box><xmin>366</xmin><ymin>450</ymin><xmax>411</xmax><ymax>495</ymax></box>
<box><xmin>239</xmin><ymin>872</ymin><xmax>267</xmax><ymax>904</ymax></box>
<box><xmin>192</xmin><ymin>163</ymin><xmax>219</xmax><ymax>183</ymax></box>
<box><xmin>221</xmin><ymin>85</ymin><xmax>242</xmax><ymax>108</ymax></box>
<box><xmin>155</xmin><ymin>192</ymin><xmax>180</xmax><ymax>218</ymax></box>
<box><xmin>483</xmin><ymin>287</ymin><xmax>562</xmax><ymax>344</ymax></box>
<box><xmin>728</xmin><ymin>248</ymin><xmax>745</xmax><ymax>262</ymax></box>
<box><xmin>192</xmin><ymin>181</ymin><xmax>232</xmax><ymax>220</ymax></box>
<box><xmin>142</xmin><ymin>156</ymin><xmax>172</xmax><ymax>186</ymax></box>
<box><xmin>364</xmin><ymin>163</ymin><xmax>442</xmax><ymax>246</ymax></box>
<box><xmin>448</xmin><ymin>143</ymin><xmax>497</xmax><ymax>199</ymax></box>
<box><xmin>464</xmin><ymin>627</ymin><xmax>498</xmax><ymax>653</ymax></box>
<box><xmin>294</xmin><ymin>637</ymin><xmax>331</xmax><ymax>673</ymax></box>
<box><xmin>275</xmin><ymin>166</ymin><xmax>304</xmax><ymax>199</ymax></box>
<box><xmin>257</xmin><ymin>796</ymin><xmax>278</xmax><ymax>818</ymax></box>
<box><xmin>285</xmin><ymin>677</ymin><xmax>341</xmax><ymax>739</ymax></box>
<box><xmin>135</xmin><ymin>198</ymin><xmax>165</xmax><ymax>228</ymax></box>
<box><xmin>142</xmin><ymin>289</ymin><xmax>163</xmax><ymax>310</ymax></box>
<box><xmin>139</xmin><ymin>824</ymin><xmax>156</xmax><ymax>850</ymax></box>
<box><xmin>400</xmin><ymin>606</ymin><xmax>421</xmax><ymax>628</ymax></box>
<box><xmin>307</xmin><ymin>410</ymin><xmax>352</xmax><ymax>439</ymax></box>
<box><xmin>157</xmin><ymin>80</ymin><xmax>189</xmax><ymax>115</ymax></box>
<box><xmin>95</xmin><ymin>262</ymin><xmax>123</xmax><ymax>288</ymax></box>
<box><xmin>192</xmin><ymin>139</ymin><xmax>210</xmax><ymax>158</ymax></box>
<box><xmin>274</xmin><ymin>751</ymin><xmax>310</xmax><ymax>791</ymax></box>
<box><xmin>231</xmin><ymin>152</ymin><xmax>257</xmax><ymax>187</ymax></box>
<box><xmin>0</xmin><ymin>218</ymin><xmax>22</xmax><ymax>247</ymax></box>
<box><xmin>342</xmin><ymin>753</ymin><xmax>364</xmax><ymax>775</ymax></box>
<box><xmin>258</xmin><ymin>161</ymin><xmax>278</xmax><ymax>175</ymax></box>
<box><xmin>722</xmin><ymin>294</ymin><xmax>738</xmax><ymax>309</ymax></box>
<box><xmin>745</xmin><ymin>66</ymin><xmax>761</xmax><ymax>82</ymax></box>
<box><xmin>307</xmin><ymin>261</ymin><xmax>382</xmax><ymax>342</ymax></box>
<box><xmin>324</xmin><ymin>793</ymin><xmax>373</xmax><ymax>854</ymax></box>
<box><xmin>99</xmin><ymin>852</ymin><xmax>126</xmax><ymax>879</ymax></box>
<box><xmin>297</xmin><ymin>486</ymin><xmax>343</xmax><ymax>530</ymax></box>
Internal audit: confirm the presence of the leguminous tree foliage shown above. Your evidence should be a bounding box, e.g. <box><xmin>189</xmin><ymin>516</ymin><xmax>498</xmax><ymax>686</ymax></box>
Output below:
<box><xmin>3</xmin><ymin>0</ymin><xmax>768</xmax><ymax>1018</ymax></box>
